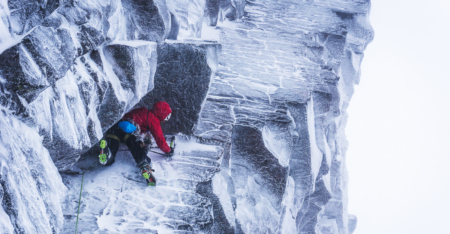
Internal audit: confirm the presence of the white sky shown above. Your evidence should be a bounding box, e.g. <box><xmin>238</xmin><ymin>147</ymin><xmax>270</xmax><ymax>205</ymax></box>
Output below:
<box><xmin>347</xmin><ymin>1</ymin><xmax>450</xmax><ymax>233</ymax></box>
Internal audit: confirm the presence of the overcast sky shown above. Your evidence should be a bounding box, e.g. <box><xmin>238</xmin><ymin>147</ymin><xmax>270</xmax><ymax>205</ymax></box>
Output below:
<box><xmin>347</xmin><ymin>0</ymin><xmax>450</xmax><ymax>233</ymax></box>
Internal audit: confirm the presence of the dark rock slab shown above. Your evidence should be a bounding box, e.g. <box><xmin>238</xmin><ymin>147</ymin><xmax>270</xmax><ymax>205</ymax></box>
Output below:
<box><xmin>136</xmin><ymin>41</ymin><xmax>221</xmax><ymax>136</ymax></box>
<box><xmin>219</xmin><ymin>0</ymin><xmax>237</xmax><ymax>21</ymax></box>
<box><xmin>122</xmin><ymin>0</ymin><xmax>170</xmax><ymax>42</ymax></box>
<box><xmin>196</xmin><ymin>180</ymin><xmax>235</xmax><ymax>234</ymax></box>
<box><xmin>77</xmin><ymin>25</ymin><xmax>106</xmax><ymax>55</ymax></box>
<box><xmin>231</xmin><ymin>125</ymin><xmax>289</xmax><ymax>211</ymax></box>
<box><xmin>205</xmin><ymin>0</ymin><xmax>220</xmax><ymax>26</ymax></box>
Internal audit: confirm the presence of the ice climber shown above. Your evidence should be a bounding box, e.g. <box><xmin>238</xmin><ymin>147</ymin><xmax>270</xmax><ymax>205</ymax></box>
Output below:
<box><xmin>98</xmin><ymin>101</ymin><xmax>175</xmax><ymax>186</ymax></box>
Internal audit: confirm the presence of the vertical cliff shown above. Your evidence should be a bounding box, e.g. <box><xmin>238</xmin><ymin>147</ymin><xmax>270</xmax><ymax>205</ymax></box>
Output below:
<box><xmin>193</xmin><ymin>0</ymin><xmax>373</xmax><ymax>233</ymax></box>
<box><xmin>0</xmin><ymin>0</ymin><xmax>372</xmax><ymax>233</ymax></box>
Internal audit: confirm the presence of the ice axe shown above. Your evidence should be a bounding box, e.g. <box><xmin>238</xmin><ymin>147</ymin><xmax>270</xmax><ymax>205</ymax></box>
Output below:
<box><xmin>148</xmin><ymin>150</ymin><xmax>166</xmax><ymax>156</ymax></box>
<box><xmin>170</xmin><ymin>136</ymin><xmax>176</xmax><ymax>149</ymax></box>
<box><xmin>148</xmin><ymin>136</ymin><xmax>176</xmax><ymax>156</ymax></box>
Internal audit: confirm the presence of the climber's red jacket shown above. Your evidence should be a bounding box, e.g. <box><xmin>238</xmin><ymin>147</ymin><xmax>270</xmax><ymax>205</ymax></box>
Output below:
<box><xmin>123</xmin><ymin>102</ymin><xmax>172</xmax><ymax>153</ymax></box>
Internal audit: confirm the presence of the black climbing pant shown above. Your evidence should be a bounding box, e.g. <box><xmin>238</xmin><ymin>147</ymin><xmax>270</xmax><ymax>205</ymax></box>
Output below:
<box><xmin>103</xmin><ymin>123</ymin><xmax>150</xmax><ymax>167</ymax></box>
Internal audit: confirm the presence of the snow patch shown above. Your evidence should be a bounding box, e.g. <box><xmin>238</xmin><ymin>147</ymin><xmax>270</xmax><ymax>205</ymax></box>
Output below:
<box><xmin>308</xmin><ymin>96</ymin><xmax>323</xmax><ymax>186</ymax></box>
<box><xmin>212</xmin><ymin>172</ymin><xmax>236</xmax><ymax>227</ymax></box>
<box><xmin>262</xmin><ymin>125</ymin><xmax>290</xmax><ymax>167</ymax></box>
<box><xmin>280</xmin><ymin>176</ymin><xmax>297</xmax><ymax>233</ymax></box>
<box><xmin>0</xmin><ymin>205</ymin><xmax>14</xmax><ymax>234</ymax></box>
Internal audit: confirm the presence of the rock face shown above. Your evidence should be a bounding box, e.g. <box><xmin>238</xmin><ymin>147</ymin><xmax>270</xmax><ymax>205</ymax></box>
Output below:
<box><xmin>0</xmin><ymin>0</ymin><xmax>372</xmax><ymax>233</ymax></box>
<box><xmin>136</xmin><ymin>41</ymin><xmax>221</xmax><ymax>136</ymax></box>
<box><xmin>190</xmin><ymin>0</ymin><xmax>373</xmax><ymax>233</ymax></box>
<box><xmin>0</xmin><ymin>106</ymin><xmax>66</xmax><ymax>234</ymax></box>
<box><xmin>31</xmin><ymin>41</ymin><xmax>158</xmax><ymax>171</ymax></box>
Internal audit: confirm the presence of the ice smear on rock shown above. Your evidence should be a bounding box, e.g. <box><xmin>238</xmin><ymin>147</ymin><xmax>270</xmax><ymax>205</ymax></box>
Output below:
<box><xmin>0</xmin><ymin>105</ymin><xmax>66</xmax><ymax>233</ymax></box>
<box><xmin>262</xmin><ymin>124</ymin><xmax>291</xmax><ymax>167</ymax></box>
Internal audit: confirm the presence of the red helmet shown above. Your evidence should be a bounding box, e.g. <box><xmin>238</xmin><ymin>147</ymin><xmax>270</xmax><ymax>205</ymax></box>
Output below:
<box><xmin>153</xmin><ymin>101</ymin><xmax>172</xmax><ymax>121</ymax></box>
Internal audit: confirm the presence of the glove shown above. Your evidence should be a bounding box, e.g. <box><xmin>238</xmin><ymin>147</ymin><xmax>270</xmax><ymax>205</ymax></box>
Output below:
<box><xmin>166</xmin><ymin>147</ymin><xmax>174</xmax><ymax>157</ymax></box>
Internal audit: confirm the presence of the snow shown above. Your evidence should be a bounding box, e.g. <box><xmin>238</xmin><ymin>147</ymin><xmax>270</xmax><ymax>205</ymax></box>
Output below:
<box><xmin>308</xmin><ymin>95</ymin><xmax>324</xmax><ymax>187</ymax></box>
<box><xmin>19</xmin><ymin>44</ymin><xmax>46</xmax><ymax>87</ymax></box>
<box><xmin>235</xmin><ymin>176</ymin><xmax>280</xmax><ymax>234</ymax></box>
<box><xmin>61</xmin><ymin>136</ymin><xmax>223</xmax><ymax>233</ymax></box>
<box><xmin>0</xmin><ymin>0</ymin><xmax>17</xmax><ymax>54</ymax></box>
<box><xmin>212</xmin><ymin>172</ymin><xmax>236</xmax><ymax>227</ymax></box>
<box><xmin>0</xmin><ymin>206</ymin><xmax>13</xmax><ymax>234</ymax></box>
<box><xmin>262</xmin><ymin>125</ymin><xmax>290</xmax><ymax>167</ymax></box>
<box><xmin>280</xmin><ymin>176</ymin><xmax>297</xmax><ymax>233</ymax></box>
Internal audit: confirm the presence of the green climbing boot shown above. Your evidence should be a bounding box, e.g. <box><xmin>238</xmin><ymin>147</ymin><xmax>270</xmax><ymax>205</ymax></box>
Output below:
<box><xmin>99</xmin><ymin>140</ymin><xmax>111</xmax><ymax>165</ymax></box>
<box><xmin>140</xmin><ymin>163</ymin><xmax>156</xmax><ymax>186</ymax></box>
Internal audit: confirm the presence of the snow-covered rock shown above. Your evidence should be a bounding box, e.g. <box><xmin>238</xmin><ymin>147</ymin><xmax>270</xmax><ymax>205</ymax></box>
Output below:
<box><xmin>0</xmin><ymin>38</ymin><xmax>158</xmax><ymax>232</ymax></box>
<box><xmin>8</xmin><ymin>0</ymin><xmax>59</xmax><ymax>36</ymax></box>
<box><xmin>191</xmin><ymin>0</ymin><xmax>373</xmax><ymax>233</ymax></box>
<box><xmin>0</xmin><ymin>105</ymin><xmax>66</xmax><ymax>233</ymax></box>
<box><xmin>0</xmin><ymin>0</ymin><xmax>373</xmax><ymax>233</ymax></box>
<box><xmin>0</xmin><ymin>26</ymin><xmax>78</xmax><ymax>103</ymax></box>
<box><xmin>61</xmin><ymin>136</ymin><xmax>223</xmax><ymax>233</ymax></box>
<box><xmin>30</xmin><ymin>41</ymin><xmax>158</xmax><ymax>171</ymax></box>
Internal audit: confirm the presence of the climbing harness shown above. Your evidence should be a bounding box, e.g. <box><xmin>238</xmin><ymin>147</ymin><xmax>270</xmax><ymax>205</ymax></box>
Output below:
<box><xmin>106</xmin><ymin>134</ymin><xmax>121</xmax><ymax>143</ymax></box>
<box><xmin>74</xmin><ymin>160</ymin><xmax>98</xmax><ymax>234</ymax></box>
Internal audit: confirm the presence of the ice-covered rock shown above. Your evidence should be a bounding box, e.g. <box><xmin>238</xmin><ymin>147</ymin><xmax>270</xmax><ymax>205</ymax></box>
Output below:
<box><xmin>0</xmin><ymin>39</ymin><xmax>157</xmax><ymax>233</ymax></box>
<box><xmin>0</xmin><ymin>26</ymin><xmax>77</xmax><ymax>103</ymax></box>
<box><xmin>0</xmin><ymin>0</ymin><xmax>373</xmax><ymax>233</ymax></box>
<box><xmin>0</xmin><ymin>105</ymin><xmax>66</xmax><ymax>233</ymax></box>
<box><xmin>231</xmin><ymin>125</ymin><xmax>289</xmax><ymax>233</ymax></box>
<box><xmin>30</xmin><ymin>41</ymin><xmax>158</xmax><ymax>171</ymax></box>
<box><xmin>191</xmin><ymin>0</ymin><xmax>373</xmax><ymax>233</ymax></box>
<box><xmin>121</xmin><ymin>0</ymin><xmax>171</xmax><ymax>42</ymax></box>
<box><xmin>8</xmin><ymin>0</ymin><xmax>59</xmax><ymax>35</ymax></box>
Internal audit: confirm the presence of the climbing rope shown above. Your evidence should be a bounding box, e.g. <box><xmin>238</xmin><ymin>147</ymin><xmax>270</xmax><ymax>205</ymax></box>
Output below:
<box><xmin>74</xmin><ymin>160</ymin><xmax>98</xmax><ymax>234</ymax></box>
